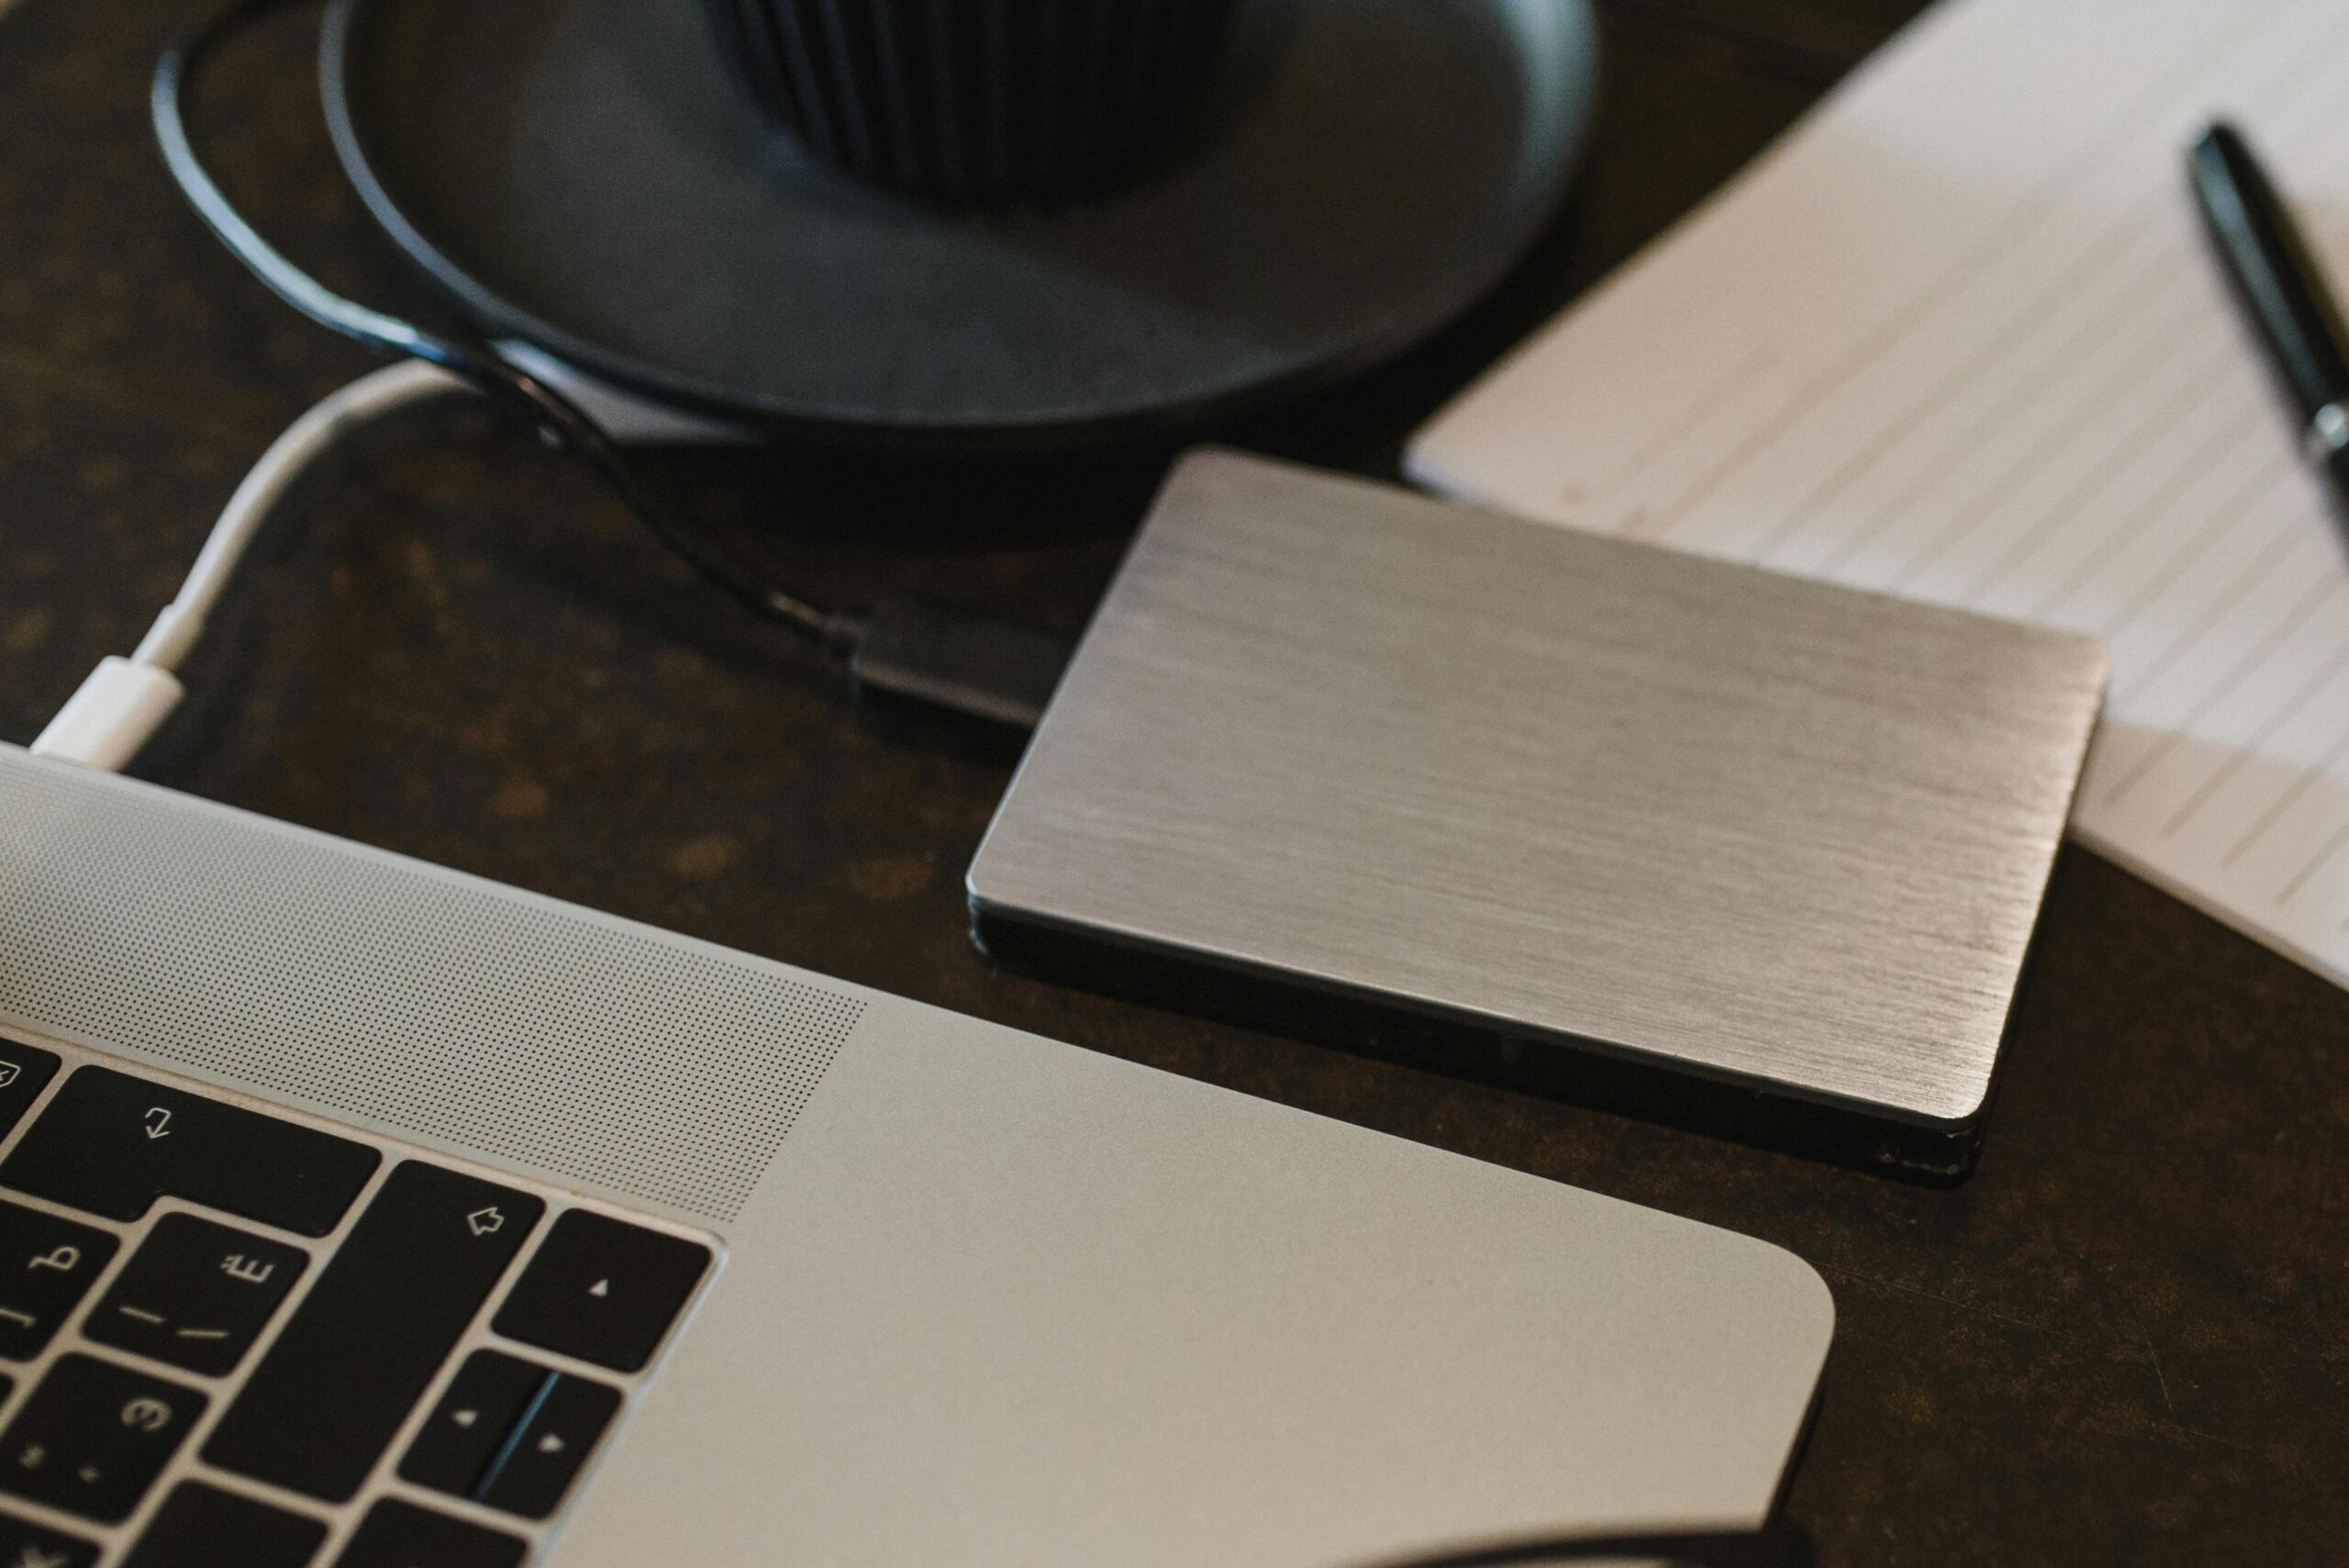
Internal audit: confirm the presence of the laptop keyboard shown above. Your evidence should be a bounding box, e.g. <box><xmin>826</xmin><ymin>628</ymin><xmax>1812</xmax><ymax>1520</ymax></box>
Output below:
<box><xmin>0</xmin><ymin>1032</ymin><xmax>717</xmax><ymax>1565</ymax></box>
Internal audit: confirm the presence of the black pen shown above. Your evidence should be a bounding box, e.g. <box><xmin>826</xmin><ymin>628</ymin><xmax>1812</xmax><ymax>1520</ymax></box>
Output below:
<box><xmin>2188</xmin><ymin>121</ymin><xmax>2349</xmax><ymax>511</ymax></box>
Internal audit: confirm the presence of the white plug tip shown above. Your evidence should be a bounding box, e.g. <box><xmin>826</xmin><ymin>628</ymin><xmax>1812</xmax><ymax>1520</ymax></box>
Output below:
<box><xmin>30</xmin><ymin>657</ymin><xmax>186</xmax><ymax>773</ymax></box>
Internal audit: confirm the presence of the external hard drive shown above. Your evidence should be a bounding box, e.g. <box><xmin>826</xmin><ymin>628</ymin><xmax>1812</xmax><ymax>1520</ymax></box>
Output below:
<box><xmin>968</xmin><ymin>450</ymin><xmax>2108</xmax><ymax>1173</ymax></box>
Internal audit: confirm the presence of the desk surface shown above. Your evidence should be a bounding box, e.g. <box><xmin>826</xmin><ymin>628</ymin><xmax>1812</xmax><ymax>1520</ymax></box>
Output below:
<box><xmin>3</xmin><ymin>1</ymin><xmax>2343</xmax><ymax>1561</ymax></box>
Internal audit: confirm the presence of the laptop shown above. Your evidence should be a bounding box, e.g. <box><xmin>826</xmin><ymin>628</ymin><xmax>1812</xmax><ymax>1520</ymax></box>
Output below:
<box><xmin>0</xmin><ymin>742</ymin><xmax>1831</xmax><ymax>1567</ymax></box>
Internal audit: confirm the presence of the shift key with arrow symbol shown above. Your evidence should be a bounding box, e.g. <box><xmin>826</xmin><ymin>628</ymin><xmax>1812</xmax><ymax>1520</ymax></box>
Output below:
<box><xmin>201</xmin><ymin>1163</ymin><xmax>542</xmax><ymax>1502</ymax></box>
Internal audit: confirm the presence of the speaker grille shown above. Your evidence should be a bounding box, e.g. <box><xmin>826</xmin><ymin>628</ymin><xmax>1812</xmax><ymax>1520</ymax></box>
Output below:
<box><xmin>0</xmin><ymin>757</ymin><xmax>863</xmax><ymax>1221</ymax></box>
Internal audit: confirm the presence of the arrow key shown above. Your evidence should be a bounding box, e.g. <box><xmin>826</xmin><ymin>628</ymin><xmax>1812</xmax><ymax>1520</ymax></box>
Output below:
<box><xmin>477</xmin><ymin>1372</ymin><xmax>618</xmax><ymax>1520</ymax></box>
<box><xmin>493</xmin><ymin>1210</ymin><xmax>710</xmax><ymax>1373</ymax></box>
<box><xmin>397</xmin><ymin>1351</ymin><xmax>547</xmax><ymax>1499</ymax></box>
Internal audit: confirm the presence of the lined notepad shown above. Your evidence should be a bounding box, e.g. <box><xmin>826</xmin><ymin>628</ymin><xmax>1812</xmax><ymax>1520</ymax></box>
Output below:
<box><xmin>1410</xmin><ymin>0</ymin><xmax>2349</xmax><ymax>989</ymax></box>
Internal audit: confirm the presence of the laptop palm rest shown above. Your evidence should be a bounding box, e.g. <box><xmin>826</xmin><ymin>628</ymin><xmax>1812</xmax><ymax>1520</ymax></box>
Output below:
<box><xmin>0</xmin><ymin>744</ymin><xmax>1831</xmax><ymax>1565</ymax></box>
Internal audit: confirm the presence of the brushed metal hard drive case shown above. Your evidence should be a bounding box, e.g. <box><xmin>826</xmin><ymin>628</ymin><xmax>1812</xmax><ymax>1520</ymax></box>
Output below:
<box><xmin>968</xmin><ymin>450</ymin><xmax>2109</xmax><ymax>1173</ymax></box>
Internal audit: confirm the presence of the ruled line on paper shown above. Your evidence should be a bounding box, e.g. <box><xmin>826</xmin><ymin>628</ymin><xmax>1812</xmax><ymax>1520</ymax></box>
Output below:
<box><xmin>1650</xmin><ymin>5</ymin><xmax>2349</xmax><ymax>557</ymax></box>
<box><xmin>2079</xmin><ymin>455</ymin><xmax>2296</xmax><ymax>636</ymax></box>
<box><xmin>1971</xmin><ymin>411</ymin><xmax>2263</xmax><ymax>614</ymax></box>
<box><xmin>2019</xmin><ymin>404</ymin><xmax>2269</xmax><ymax>620</ymax></box>
<box><xmin>1642</xmin><ymin>40</ymin><xmax>2349</xmax><ymax>584</ymax></box>
<box><xmin>1748</xmin><ymin>207</ymin><xmax>2176</xmax><ymax>559</ymax></box>
<box><xmin>1735</xmin><ymin>56</ymin><xmax>2349</xmax><ymax>584</ymax></box>
<box><xmin>1945</xmin><ymin>344</ymin><xmax>2246</xmax><ymax>602</ymax></box>
<box><xmin>2225</xmin><ymin>725</ymin><xmax>2349</xmax><ymax>867</ymax></box>
<box><xmin>1620</xmin><ymin>0</ymin><xmax>2297</xmax><ymax>541</ymax></box>
<box><xmin>2102</xmin><ymin>573</ymin><xmax>2337</xmax><ymax>805</ymax></box>
<box><xmin>1878</xmin><ymin>322</ymin><xmax>2230</xmax><ymax>594</ymax></box>
<box><xmin>2162</xmin><ymin>639</ymin><xmax>2349</xmax><ymax>838</ymax></box>
<box><xmin>1800</xmin><ymin>272</ymin><xmax>2209</xmax><ymax>576</ymax></box>
<box><xmin>2279</xmin><ymin>823</ymin><xmax>2349</xmax><ymax>906</ymax></box>
<box><xmin>1586</xmin><ymin>344</ymin><xmax>1778</xmax><ymax>515</ymax></box>
<box><xmin>1410</xmin><ymin>0</ymin><xmax>2349</xmax><ymax>989</ymax></box>
<box><xmin>2109</xmin><ymin>528</ymin><xmax>2314</xmax><ymax>712</ymax></box>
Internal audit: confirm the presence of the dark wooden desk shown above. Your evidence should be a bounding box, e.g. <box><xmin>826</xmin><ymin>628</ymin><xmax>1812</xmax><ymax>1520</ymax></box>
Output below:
<box><xmin>3</xmin><ymin>2</ymin><xmax>2342</xmax><ymax>1561</ymax></box>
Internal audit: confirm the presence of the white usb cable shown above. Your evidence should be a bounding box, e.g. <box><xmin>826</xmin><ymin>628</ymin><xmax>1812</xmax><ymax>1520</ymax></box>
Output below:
<box><xmin>31</xmin><ymin>359</ymin><xmax>469</xmax><ymax>772</ymax></box>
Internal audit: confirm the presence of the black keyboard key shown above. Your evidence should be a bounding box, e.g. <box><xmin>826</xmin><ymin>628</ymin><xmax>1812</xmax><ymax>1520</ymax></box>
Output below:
<box><xmin>206</xmin><ymin>1162</ymin><xmax>542</xmax><ymax>1501</ymax></box>
<box><xmin>397</xmin><ymin>1350</ymin><xmax>547</xmax><ymax>1498</ymax></box>
<box><xmin>331</xmin><ymin>1498</ymin><xmax>525</xmax><ymax>1568</ymax></box>
<box><xmin>0</xmin><ymin>1041</ymin><xmax>60</xmax><ymax>1144</ymax></box>
<box><xmin>0</xmin><ymin>1354</ymin><xmax>205</xmax><ymax>1522</ymax></box>
<box><xmin>0</xmin><ymin>1070</ymin><xmax>378</xmax><ymax>1237</ymax></box>
<box><xmin>123</xmin><ymin>1482</ymin><xmax>326</xmax><ymax>1568</ymax></box>
<box><xmin>0</xmin><ymin>1507</ymin><xmax>98</xmax><ymax>1568</ymax></box>
<box><xmin>479</xmin><ymin>1370</ymin><xmax>619</xmax><ymax>1520</ymax></box>
<box><xmin>85</xmin><ymin>1216</ymin><xmax>307</xmax><ymax>1376</ymax></box>
<box><xmin>0</xmin><ymin>1204</ymin><xmax>117</xmax><ymax>1361</ymax></box>
<box><xmin>494</xmin><ymin>1209</ymin><xmax>710</xmax><ymax>1372</ymax></box>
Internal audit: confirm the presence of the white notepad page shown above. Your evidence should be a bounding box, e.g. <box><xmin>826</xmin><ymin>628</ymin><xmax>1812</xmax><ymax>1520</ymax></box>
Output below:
<box><xmin>1410</xmin><ymin>0</ymin><xmax>2349</xmax><ymax>989</ymax></box>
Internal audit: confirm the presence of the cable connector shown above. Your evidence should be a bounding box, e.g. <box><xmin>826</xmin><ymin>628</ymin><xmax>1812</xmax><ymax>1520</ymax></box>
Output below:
<box><xmin>31</xmin><ymin>657</ymin><xmax>187</xmax><ymax>772</ymax></box>
<box><xmin>27</xmin><ymin>361</ymin><xmax>465</xmax><ymax>775</ymax></box>
<box><xmin>849</xmin><ymin>594</ymin><xmax>1076</xmax><ymax>731</ymax></box>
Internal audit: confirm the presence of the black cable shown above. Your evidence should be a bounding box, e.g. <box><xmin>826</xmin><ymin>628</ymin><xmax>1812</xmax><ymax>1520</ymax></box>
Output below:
<box><xmin>151</xmin><ymin>0</ymin><xmax>863</xmax><ymax>653</ymax></box>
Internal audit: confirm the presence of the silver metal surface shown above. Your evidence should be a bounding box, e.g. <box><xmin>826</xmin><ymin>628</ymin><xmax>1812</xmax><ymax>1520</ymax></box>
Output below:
<box><xmin>0</xmin><ymin>750</ymin><xmax>862</xmax><ymax>1223</ymax></box>
<box><xmin>2310</xmin><ymin>399</ymin><xmax>2348</xmax><ymax>459</ymax></box>
<box><xmin>971</xmin><ymin>450</ymin><xmax>2110</xmax><ymax>1129</ymax></box>
<box><xmin>0</xmin><ymin>747</ymin><xmax>1832</xmax><ymax>1565</ymax></box>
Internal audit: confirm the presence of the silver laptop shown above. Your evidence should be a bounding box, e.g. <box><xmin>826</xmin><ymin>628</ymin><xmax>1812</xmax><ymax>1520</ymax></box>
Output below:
<box><xmin>0</xmin><ymin>743</ymin><xmax>1831</xmax><ymax>1567</ymax></box>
